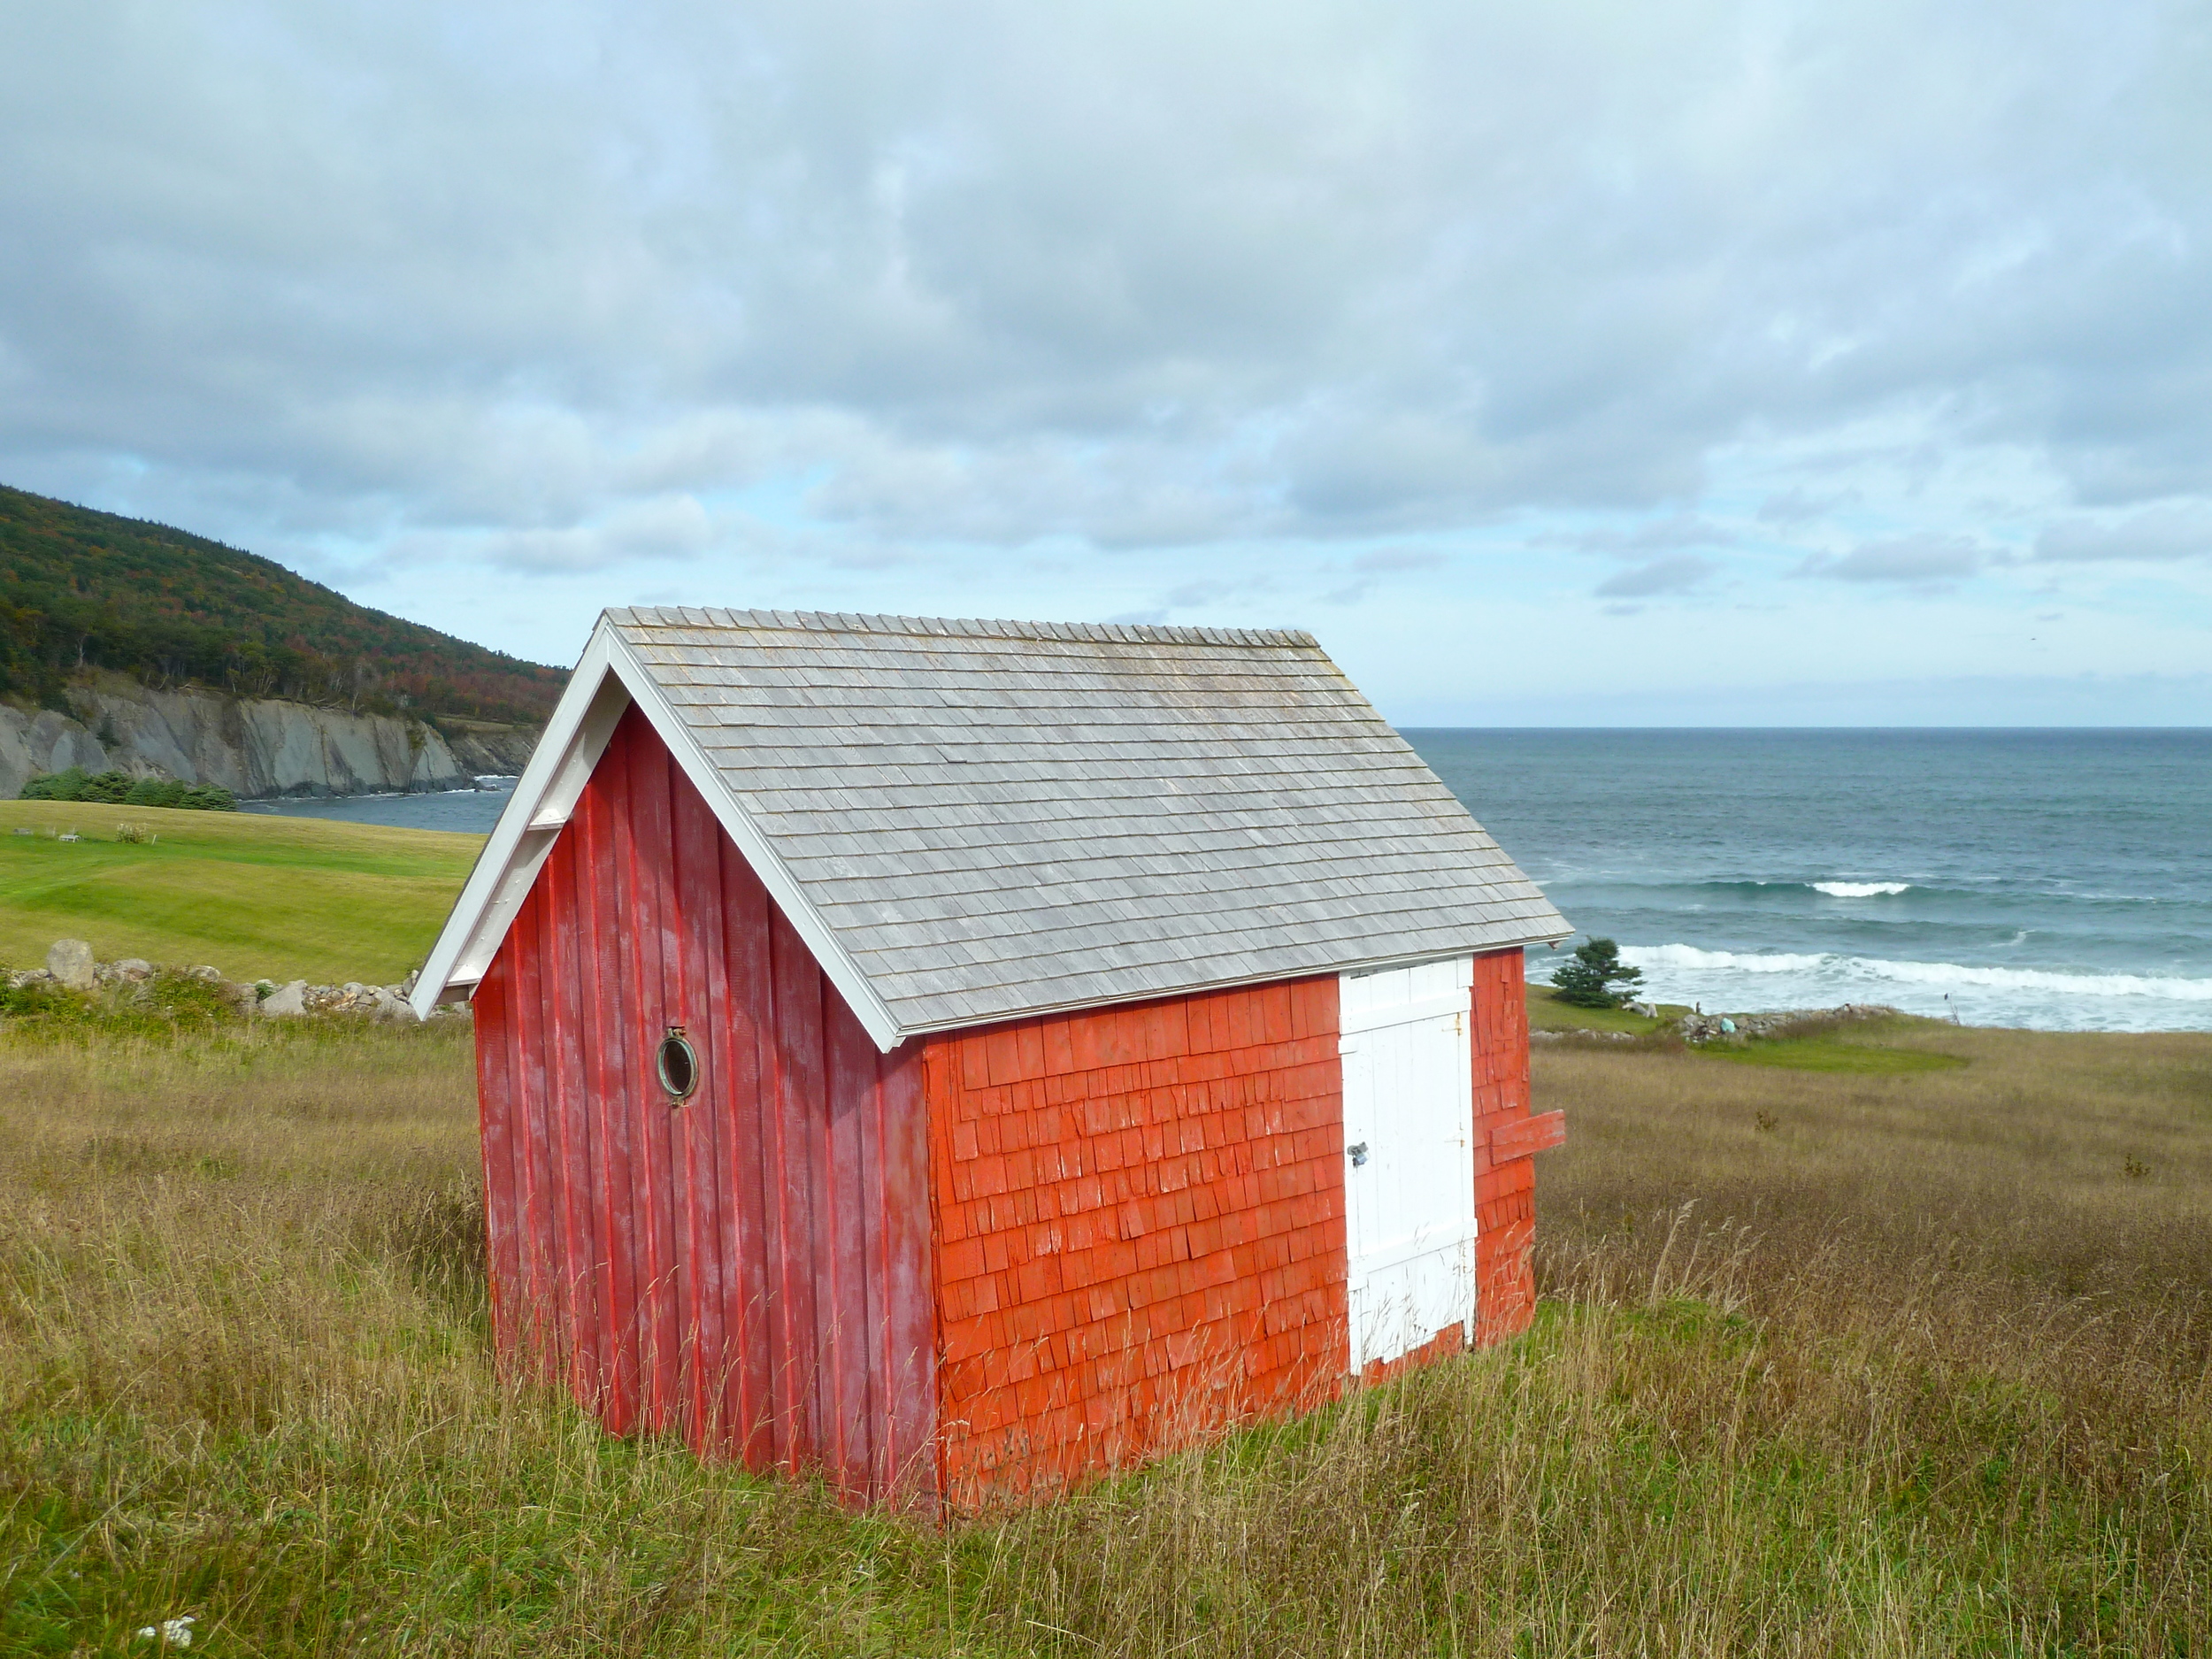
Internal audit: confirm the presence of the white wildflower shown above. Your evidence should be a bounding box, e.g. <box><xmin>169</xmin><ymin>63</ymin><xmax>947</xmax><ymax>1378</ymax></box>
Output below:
<box><xmin>135</xmin><ymin>1614</ymin><xmax>196</xmax><ymax>1647</ymax></box>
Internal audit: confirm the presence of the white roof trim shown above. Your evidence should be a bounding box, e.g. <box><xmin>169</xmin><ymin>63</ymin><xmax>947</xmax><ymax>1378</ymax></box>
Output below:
<box><xmin>409</xmin><ymin>617</ymin><xmax>908</xmax><ymax>1051</ymax></box>
<box><xmin>409</xmin><ymin>626</ymin><xmax>628</xmax><ymax>1021</ymax></box>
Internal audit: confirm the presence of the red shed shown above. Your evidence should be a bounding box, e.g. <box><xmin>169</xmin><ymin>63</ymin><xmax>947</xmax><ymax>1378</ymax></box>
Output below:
<box><xmin>412</xmin><ymin>609</ymin><xmax>1571</xmax><ymax>1507</ymax></box>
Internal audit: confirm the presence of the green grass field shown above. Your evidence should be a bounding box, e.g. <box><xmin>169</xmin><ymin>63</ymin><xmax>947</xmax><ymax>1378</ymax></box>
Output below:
<box><xmin>1525</xmin><ymin>983</ymin><xmax>1689</xmax><ymax>1034</ymax></box>
<box><xmin>4</xmin><ymin>844</ymin><xmax>2209</xmax><ymax>1651</ymax></box>
<box><xmin>1</xmin><ymin>1001</ymin><xmax>2204</xmax><ymax>1655</ymax></box>
<box><xmin>0</xmin><ymin>800</ymin><xmax>484</xmax><ymax>984</ymax></box>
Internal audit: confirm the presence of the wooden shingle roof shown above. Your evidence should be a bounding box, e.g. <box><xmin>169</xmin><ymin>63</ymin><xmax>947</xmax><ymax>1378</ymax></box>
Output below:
<box><xmin>413</xmin><ymin>607</ymin><xmax>1570</xmax><ymax>1046</ymax></box>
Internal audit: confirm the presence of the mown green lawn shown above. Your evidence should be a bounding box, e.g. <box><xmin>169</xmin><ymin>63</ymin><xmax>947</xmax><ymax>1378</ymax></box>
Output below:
<box><xmin>0</xmin><ymin>801</ymin><xmax>483</xmax><ymax>984</ymax></box>
<box><xmin>1525</xmin><ymin>983</ymin><xmax>1687</xmax><ymax>1034</ymax></box>
<box><xmin>1695</xmin><ymin>1023</ymin><xmax>1970</xmax><ymax>1075</ymax></box>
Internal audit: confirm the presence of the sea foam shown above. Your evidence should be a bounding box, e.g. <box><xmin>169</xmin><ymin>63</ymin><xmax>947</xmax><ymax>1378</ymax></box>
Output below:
<box><xmin>1811</xmin><ymin>880</ymin><xmax>1911</xmax><ymax>897</ymax></box>
<box><xmin>1619</xmin><ymin>944</ymin><xmax>2212</xmax><ymax>1002</ymax></box>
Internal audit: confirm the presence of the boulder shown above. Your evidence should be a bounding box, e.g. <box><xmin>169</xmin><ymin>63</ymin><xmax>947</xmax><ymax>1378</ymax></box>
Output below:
<box><xmin>46</xmin><ymin>939</ymin><xmax>96</xmax><ymax>991</ymax></box>
<box><xmin>188</xmin><ymin>965</ymin><xmax>224</xmax><ymax>981</ymax></box>
<box><xmin>257</xmin><ymin>979</ymin><xmax>310</xmax><ymax>1018</ymax></box>
<box><xmin>114</xmin><ymin>958</ymin><xmax>154</xmax><ymax>982</ymax></box>
<box><xmin>369</xmin><ymin>987</ymin><xmax>417</xmax><ymax>1023</ymax></box>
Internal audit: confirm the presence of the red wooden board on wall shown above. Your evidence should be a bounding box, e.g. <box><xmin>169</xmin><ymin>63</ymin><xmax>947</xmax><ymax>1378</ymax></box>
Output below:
<box><xmin>474</xmin><ymin>708</ymin><xmax>939</xmax><ymax>1504</ymax></box>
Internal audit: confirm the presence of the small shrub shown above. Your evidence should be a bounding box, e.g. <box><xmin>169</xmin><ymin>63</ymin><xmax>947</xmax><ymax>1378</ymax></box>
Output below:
<box><xmin>1550</xmin><ymin>936</ymin><xmax>1646</xmax><ymax>1008</ymax></box>
<box><xmin>125</xmin><ymin>775</ymin><xmax>186</xmax><ymax>808</ymax></box>
<box><xmin>17</xmin><ymin>770</ymin><xmax>235</xmax><ymax>810</ymax></box>
<box><xmin>0</xmin><ymin>969</ymin><xmax>243</xmax><ymax>1041</ymax></box>
<box><xmin>18</xmin><ymin>765</ymin><xmax>90</xmax><ymax>802</ymax></box>
<box><xmin>178</xmin><ymin>781</ymin><xmax>238</xmax><ymax>811</ymax></box>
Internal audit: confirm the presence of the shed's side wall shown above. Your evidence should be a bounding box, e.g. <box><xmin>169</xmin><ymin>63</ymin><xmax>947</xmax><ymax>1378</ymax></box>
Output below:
<box><xmin>1471</xmin><ymin>949</ymin><xmax>1540</xmax><ymax>1344</ymax></box>
<box><xmin>923</xmin><ymin>977</ymin><xmax>1347</xmax><ymax>1505</ymax></box>
<box><xmin>472</xmin><ymin>706</ymin><xmax>937</xmax><ymax>1504</ymax></box>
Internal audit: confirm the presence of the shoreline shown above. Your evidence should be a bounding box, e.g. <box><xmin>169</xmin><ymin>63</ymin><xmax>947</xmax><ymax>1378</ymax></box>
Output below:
<box><xmin>1525</xmin><ymin>987</ymin><xmax>2212</xmax><ymax>1041</ymax></box>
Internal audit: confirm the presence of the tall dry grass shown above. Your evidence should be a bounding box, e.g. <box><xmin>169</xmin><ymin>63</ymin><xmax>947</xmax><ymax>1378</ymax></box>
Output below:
<box><xmin>0</xmin><ymin>1009</ymin><xmax>2206</xmax><ymax>1655</ymax></box>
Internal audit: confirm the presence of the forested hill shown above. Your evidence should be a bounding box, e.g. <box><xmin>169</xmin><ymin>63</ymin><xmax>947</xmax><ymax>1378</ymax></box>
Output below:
<box><xmin>0</xmin><ymin>484</ymin><xmax>565</xmax><ymax>726</ymax></box>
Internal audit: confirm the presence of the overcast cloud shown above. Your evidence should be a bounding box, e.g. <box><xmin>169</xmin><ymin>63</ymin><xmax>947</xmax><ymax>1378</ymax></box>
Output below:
<box><xmin>2</xmin><ymin>0</ymin><xmax>2208</xmax><ymax>721</ymax></box>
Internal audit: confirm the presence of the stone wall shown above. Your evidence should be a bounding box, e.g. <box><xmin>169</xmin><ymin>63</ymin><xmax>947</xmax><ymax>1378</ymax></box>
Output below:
<box><xmin>0</xmin><ymin>675</ymin><xmax>541</xmax><ymax>799</ymax></box>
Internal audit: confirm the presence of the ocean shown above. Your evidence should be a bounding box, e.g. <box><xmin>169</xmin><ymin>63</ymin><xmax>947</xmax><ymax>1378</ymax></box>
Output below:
<box><xmin>240</xmin><ymin>780</ymin><xmax>519</xmax><ymax>835</ymax></box>
<box><xmin>1408</xmin><ymin>729</ymin><xmax>2212</xmax><ymax>1033</ymax></box>
<box><xmin>249</xmin><ymin>731</ymin><xmax>2212</xmax><ymax>1034</ymax></box>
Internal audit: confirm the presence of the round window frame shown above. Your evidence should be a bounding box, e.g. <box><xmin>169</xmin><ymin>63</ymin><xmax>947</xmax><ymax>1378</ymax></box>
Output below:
<box><xmin>657</xmin><ymin>1026</ymin><xmax>700</xmax><ymax>1105</ymax></box>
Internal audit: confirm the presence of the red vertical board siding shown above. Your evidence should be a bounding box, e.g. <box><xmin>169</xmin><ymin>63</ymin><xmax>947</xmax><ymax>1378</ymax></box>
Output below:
<box><xmin>923</xmin><ymin>974</ymin><xmax>1348</xmax><ymax>1507</ymax></box>
<box><xmin>470</xmin><ymin>707</ymin><xmax>938</xmax><ymax>1504</ymax></box>
<box><xmin>1469</xmin><ymin>948</ymin><xmax>1548</xmax><ymax>1346</ymax></box>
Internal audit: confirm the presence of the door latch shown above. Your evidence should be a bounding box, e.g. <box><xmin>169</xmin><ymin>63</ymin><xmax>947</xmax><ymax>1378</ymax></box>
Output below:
<box><xmin>1347</xmin><ymin>1141</ymin><xmax>1370</xmax><ymax>1168</ymax></box>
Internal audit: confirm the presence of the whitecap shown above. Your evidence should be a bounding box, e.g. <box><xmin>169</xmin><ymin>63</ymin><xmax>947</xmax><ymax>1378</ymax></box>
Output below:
<box><xmin>1811</xmin><ymin>880</ymin><xmax>1911</xmax><ymax>897</ymax></box>
<box><xmin>1617</xmin><ymin>943</ymin><xmax>2212</xmax><ymax>1002</ymax></box>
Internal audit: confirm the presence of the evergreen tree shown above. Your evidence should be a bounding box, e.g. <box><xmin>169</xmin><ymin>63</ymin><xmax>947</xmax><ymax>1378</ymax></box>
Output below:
<box><xmin>1551</xmin><ymin>937</ymin><xmax>1645</xmax><ymax>1008</ymax></box>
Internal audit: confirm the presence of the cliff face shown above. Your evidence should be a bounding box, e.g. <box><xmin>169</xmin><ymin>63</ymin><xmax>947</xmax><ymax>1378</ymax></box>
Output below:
<box><xmin>0</xmin><ymin>677</ymin><xmax>541</xmax><ymax>800</ymax></box>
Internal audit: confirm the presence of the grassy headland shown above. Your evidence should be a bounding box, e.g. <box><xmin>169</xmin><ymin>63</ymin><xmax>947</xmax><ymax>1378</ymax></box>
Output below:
<box><xmin>0</xmin><ymin>801</ymin><xmax>481</xmax><ymax>984</ymax></box>
<box><xmin>0</xmin><ymin>985</ymin><xmax>2205</xmax><ymax>1654</ymax></box>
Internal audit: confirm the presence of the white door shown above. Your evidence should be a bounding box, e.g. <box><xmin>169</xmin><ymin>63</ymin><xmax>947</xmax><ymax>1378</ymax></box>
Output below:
<box><xmin>1338</xmin><ymin>956</ymin><xmax>1477</xmax><ymax>1371</ymax></box>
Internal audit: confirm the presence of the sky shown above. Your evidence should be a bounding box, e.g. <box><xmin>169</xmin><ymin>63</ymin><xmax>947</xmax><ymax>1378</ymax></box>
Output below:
<box><xmin>2</xmin><ymin>2</ymin><xmax>2209</xmax><ymax>725</ymax></box>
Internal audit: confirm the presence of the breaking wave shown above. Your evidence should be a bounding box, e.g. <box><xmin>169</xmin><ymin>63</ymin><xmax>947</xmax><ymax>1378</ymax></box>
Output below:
<box><xmin>1617</xmin><ymin>943</ymin><xmax>2212</xmax><ymax>1004</ymax></box>
<box><xmin>1810</xmin><ymin>880</ymin><xmax>1911</xmax><ymax>897</ymax></box>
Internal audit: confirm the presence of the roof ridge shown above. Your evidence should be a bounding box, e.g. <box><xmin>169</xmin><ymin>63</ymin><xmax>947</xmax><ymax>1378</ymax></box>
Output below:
<box><xmin>606</xmin><ymin>605</ymin><xmax>1318</xmax><ymax>649</ymax></box>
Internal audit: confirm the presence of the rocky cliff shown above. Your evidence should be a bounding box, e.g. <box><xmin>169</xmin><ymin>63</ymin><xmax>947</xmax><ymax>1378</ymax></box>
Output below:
<box><xmin>0</xmin><ymin>675</ymin><xmax>541</xmax><ymax>800</ymax></box>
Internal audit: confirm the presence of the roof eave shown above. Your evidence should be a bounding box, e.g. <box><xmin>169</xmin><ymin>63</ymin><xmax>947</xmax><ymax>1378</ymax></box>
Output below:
<box><xmin>408</xmin><ymin>623</ymin><xmax>633</xmax><ymax>1020</ymax></box>
<box><xmin>409</xmin><ymin>617</ymin><xmax>910</xmax><ymax>1054</ymax></box>
<box><xmin>882</xmin><ymin>925</ymin><xmax>1578</xmax><ymax>1041</ymax></box>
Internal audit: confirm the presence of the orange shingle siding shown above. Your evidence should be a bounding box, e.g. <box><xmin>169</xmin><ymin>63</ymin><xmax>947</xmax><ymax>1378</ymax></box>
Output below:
<box><xmin>1471</xmin><ymin>949</ymin><xmax>1544</xmax><ymax>1346</ymax></box>
<box><xmin>922</xmin><ymin>976</ymin><xmax>1348</xmax><ymax>1505</ymax></box>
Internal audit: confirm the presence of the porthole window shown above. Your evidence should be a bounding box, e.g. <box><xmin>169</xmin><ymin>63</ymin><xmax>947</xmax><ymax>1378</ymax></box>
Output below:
<box><xmin>657</xmin><ymin>1025</ymin><xmax>699</xmax><ymax>1105</ymax></box>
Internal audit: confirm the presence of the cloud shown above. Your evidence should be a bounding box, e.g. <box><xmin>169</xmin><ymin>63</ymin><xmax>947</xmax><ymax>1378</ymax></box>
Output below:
<box><xmin>1795</xmin><ymin>534</ymin><xmax>1986</xmax><ymax>584</ymax></box>
<box><xmin>0</xmin><ymin>0</ymin><xmax>2208</xmax><ymax>716</ymax></box>
<box><xmin>389</xmin><ymin>494</ymin><xmax>732</xmax><ymax>574</ymax></box>
<box><xmin>2034</xmin><ymin>502</ymin><xmax>2212</xmax><ymax>563</ymax></box>
<box><xmin>1</xmin><ymin>0</ymin><xmax>2208</xmax><ymax>570</ymax></box>
<box><xmin>1352</xmin><ymin>549</ymin><xmax>1448</xmax><ymax>575</ymax></box>
<box><xmin>1548</xmin><ymin>513</ymin><xmax>1736</xmax><ymax>557</ymax></box>
<box><xmin>1594</xmin><ymin>555</ymin><xmax>1721</xmax><ymax>597</ymax></box>
<box><xmin>1757</xmin><ymin>487</ymin><xmax>1861</xmax><ymax>526</ymax></box>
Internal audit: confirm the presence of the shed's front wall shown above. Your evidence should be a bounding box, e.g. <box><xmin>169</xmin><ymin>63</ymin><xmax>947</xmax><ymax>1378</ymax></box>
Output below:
<box><xmin>921</xmin><ymin>976</ymin><xmax>1348</xmax><ymax>1505</ymax></box>
<box><xmin>473</xmin><ymin>706</ymin><xmax>938</xmax><ymax>1505</ymax></box>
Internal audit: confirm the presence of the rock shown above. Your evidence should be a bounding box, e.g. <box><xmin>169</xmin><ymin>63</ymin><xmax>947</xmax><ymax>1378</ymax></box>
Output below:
<box><xmin>46</xmin><ymin>939</ymin><xmax>96</xmax><ymax>990</ymax></box>
<box><xmin>400</xmin><ymin>968</ymin><xmax>420</xmax><ymax>997</ymax></box>
<box><xmin>256</xmin><ymin>979</ymin><xmax>310</xmax><ymax>1018</ymax></box>
<box><xmin>0</xmin><ymin>674</ymin><xmax>529</xmax><ymax>801</ymax></box>
<box><xmin>114</xmin><ymin>958</ymin><xmax>153</xmax><ymax>982</ymax></box>
<box><xmin>370</xmin><ymin>986</ymin><xmax>417</xmax><ymax>1023</ymax></box>
<box><xmin>188</xmin><ymin>964</ymin><xmax>223</xmax><ymax>981</ymax></box>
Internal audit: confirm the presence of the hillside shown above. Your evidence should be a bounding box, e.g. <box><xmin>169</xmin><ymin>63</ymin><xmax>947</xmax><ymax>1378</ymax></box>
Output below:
<box><xmin>0</xmin><ymin>483</ymin><xmax>565</xmax><ymax>726</ymax></box>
